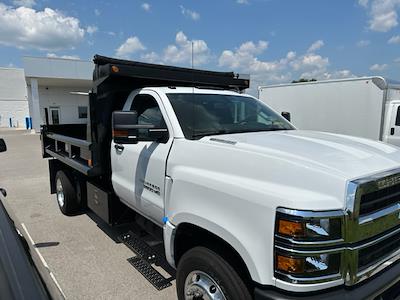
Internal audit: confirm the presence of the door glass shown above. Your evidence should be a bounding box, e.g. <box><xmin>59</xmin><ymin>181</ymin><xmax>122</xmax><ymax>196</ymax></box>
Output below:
<box><xmin>395</xmin><ymin>106</ymin><xmax>400</xmax><ymax>126</ymax></box>
<box><xmin>130</xmin><ymin>94</ymin><xmax>166</xmax><ymax>139</ymax></box>
<box><xmin>51</xmin><ymin>109</ymin><xmax>60</xmax><ymax>125</ymax></box>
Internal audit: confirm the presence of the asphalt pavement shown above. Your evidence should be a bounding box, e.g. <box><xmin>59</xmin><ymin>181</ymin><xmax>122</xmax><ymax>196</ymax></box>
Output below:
<box><xmin>0</xmin><ymin>128</ymin><xmax>177</xmax><ymax>300</ymax></box>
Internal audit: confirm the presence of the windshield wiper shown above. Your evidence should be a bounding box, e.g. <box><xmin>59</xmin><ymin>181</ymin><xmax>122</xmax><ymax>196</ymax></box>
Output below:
<box><xmin>192</xmin><ymin>127</ymin><xmax>292</xmax><ymax>139</ymax></box>
<box><xmin>191</xmin><ymin>130</ymin><xmax>227</xmax><ymax>139</ymax></box>
<box><xmin>224</xmin><ymin>128</ymin><xmax>292</xmax><ymax>135</ymax></box>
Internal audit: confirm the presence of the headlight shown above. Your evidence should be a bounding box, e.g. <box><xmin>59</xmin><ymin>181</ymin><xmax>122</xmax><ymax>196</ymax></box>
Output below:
<box><xmin>275</xmin><ymin>252</ymin><xmax>341</xmax><ymax>278</ymax></box>
<box><xmin>274</xmin><ymin>208</ymin><xmax>344</xmax><ymax>284</ymax></box>
<box><xmin>276</xmin><ymin>211</ymin><xmax>342</xmax><ymax>241</ymax></box>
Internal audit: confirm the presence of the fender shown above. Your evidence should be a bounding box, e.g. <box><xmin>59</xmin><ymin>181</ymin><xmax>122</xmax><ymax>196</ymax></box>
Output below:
<box><xmin>163</xmin><ymin>212</ymin><xmax>262</xmax><ymax>283</ymax></box>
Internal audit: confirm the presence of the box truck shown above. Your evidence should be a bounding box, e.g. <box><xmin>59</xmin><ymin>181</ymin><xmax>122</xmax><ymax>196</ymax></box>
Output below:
<box><xmin>41</xmin><ymin>57</ymin><xmax>400</xmax><ymax>299</ymax></box>
<box><xmin>258</xmin><ymin>77</ymin><xmax>400</xmax><ymax>146</ymax></box>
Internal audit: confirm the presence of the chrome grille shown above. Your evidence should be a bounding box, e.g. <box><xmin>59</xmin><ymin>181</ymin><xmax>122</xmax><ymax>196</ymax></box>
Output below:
<box><xmin>360</xmin><ymin>183</ymin><xmax>400</xmax><ymax>216</ymax></box>
<box><xmin>358</xmin><ymin>226</ymin><xmax>400</xmax><ymax>271</ymax></box>
<box><xmin>345</xmin><ymin>168</ymin><xmax>400</xmax><ymax>286</ymax></box>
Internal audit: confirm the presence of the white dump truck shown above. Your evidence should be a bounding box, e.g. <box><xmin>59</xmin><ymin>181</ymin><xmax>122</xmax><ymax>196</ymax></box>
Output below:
<box><xmin>41</xmin><ymin>57</ymin><xmax>400</xmax><ymax>299</ymax></box>
<box><xmin>259</xmin><ymin>77</ymin><xmax>400</xmax><ymax>147</ymax></box>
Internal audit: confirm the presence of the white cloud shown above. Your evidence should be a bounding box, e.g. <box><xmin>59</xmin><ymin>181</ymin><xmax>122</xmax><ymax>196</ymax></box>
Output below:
<box><xmin>12</xmin><ymin>0</ymin><xmax>36</xmax><ymax>7</ymax></box>
<box><xmin>217</xmin><ymin>39</ymin><xmax>351</xmax><ymax>95</ymax></box>
<box><xmin>286</xmin><ymin>51</ymin><xmax>296</xmax><ymax>60</ymax></box>
<box><xmin>180</xmin><ymin>5</ymin><xmax>200</xmax><ymax>21</ymax></box>
<box><xmin>86</xmin><ymin>25</ymin><xmax>98</xmax><ymax>35</ymax></box>
<box><xmin>46</xmin><ymin>53</ymin><xmax>80</xmax><ymax>60</ymax></box>
<box><xmin>370</xmin><ymin>63</ymin><xmax>388</xmax><ymax>71</ymax></box>
<box><xmin>0</xmin><ymin>4</ymin><xmax>85</xmax><ymax>51</ymax></box>
<box><xmin>388</xmin><ymin>35</ymin><xmax>400</xmax><ymax>43</ymax></box>
<box><xmin>116</xmin><ymin>36</ymin><xmax>146</xmax><ymax>58</ymax></box>
<box><xmin>141</xmin><ymin>52</ymin><xmax>160</xmax><ymax>64</ymax></box>
<box><xmin>163</xmin><ymin>31</ymin><xmax>210</xmax><ymax>66</ymax></box>
<box><xmin>237</xmin><ymin>0</ymin><xmax>249</xmax><ymax>4</ymax></box>
<box><xmin>300</xmin><ymin>69</ymin><xmax>355</xmax><ymax>81</ymax></box>
<box><xmin>94</xmin><ymin>9</ymin><xmax>100</xmax><ymax>16</ymax></box>
<box><xmin>330</xmin><ymin>69</ymin><xmax>355</xmax><ymax>78</ymax></box>
<box><xmin>291</xmin><ymin>54</ymin><xmax>329</xmax><ymax>71</ymax></box>
<box><xmin>357</xmin><ymin>39</ymin><xmax>371</xmax><ymax>47</ymax></box>
<box><xmin>142</xmin><ymin>3</ymin><xmax>151</xmax><ymax>11</ymax></box>
<box><xmin>238</xmin><ymin>40</ymin><xmax>269</xmax><ymax>55</ymax></box>
<box><xmin>361</xmin><ymin>0</ymin><xmax>400</xmax><ymax>32</ymax></box>
<box><xmin>307</xmin><ymin>40</ymin><xmax>324</xmax><ymax>52</ymax></box>
<box><xmin>219</xmin><ymin>40</ymin><xmax>281</xmax><ymax>73</ymax></box>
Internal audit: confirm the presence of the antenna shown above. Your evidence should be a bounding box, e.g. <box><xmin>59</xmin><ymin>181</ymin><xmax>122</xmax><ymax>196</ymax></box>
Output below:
<box><xmin>191</xmin><ymin>41</ymin><xmax>195</xmax><ymax>138</ymax></box>
<box><xmin>191</xmin><ymin>41</ymin><xmax>194</xmax><ymax>69</ymax></box>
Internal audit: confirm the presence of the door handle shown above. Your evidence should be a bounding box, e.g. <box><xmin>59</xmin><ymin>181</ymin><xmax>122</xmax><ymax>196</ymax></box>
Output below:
<box><xmin>391</xmin><ymin>128</ymin><xmax>395</xmax><ymax>135</ymax></box>
<box><xmin>114</xmin><ymin>144</ymin><xmax>124</xmax><ymax>151</ymax></box>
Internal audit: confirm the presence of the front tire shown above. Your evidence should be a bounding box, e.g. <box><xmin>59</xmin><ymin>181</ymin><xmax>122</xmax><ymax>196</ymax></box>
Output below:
<box><xmin>176</xmin><ymin>247</ymin><xmax>252</xmax><ymax>300</ymax></box>
<box><xmin>55</xmin><ymin>170</ymin><xmax>79</xmax><ymax>215</ymax></box>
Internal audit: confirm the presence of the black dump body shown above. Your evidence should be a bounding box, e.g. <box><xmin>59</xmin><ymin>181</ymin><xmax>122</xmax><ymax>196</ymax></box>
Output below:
<box><xmin>42</xmin><ymin>55</ymin><xmax>250</xmax><ymax>183</ymax></box>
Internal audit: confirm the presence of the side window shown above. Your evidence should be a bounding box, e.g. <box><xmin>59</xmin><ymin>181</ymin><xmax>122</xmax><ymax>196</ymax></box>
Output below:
<box><xmin>130</xmin><ymin>94</ymin><xmax>168</xmax><ymax>143</ymax></box>
<box><xmin>130</xmin><ymin>94</ymin><xmax>165</xmax><ymax>127</ymax></box>
<box><xmin>396</xmin><ymin>106</ymin><xmax>400</xmax><ymax>126</ymax></box>
<box><xmin>78</xmin><ymin>106</ymin><xmax>88</xmax><ymax>119</ymax></box>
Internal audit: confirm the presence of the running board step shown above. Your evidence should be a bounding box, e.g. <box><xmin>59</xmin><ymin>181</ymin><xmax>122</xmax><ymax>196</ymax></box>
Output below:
<box><xmin>128</xmin><ymin>257</ymin><xmax>172</xmax><ymax>290</ymax></box>
<box><xmin>119</xmin><ymin>231</ymin><xmax>175</xmax><ymax>291</ymax></box>
<box><xmin>119</xmin><ymin>231</ymin><xmax>159</xmax><ymax>263</ymax></box>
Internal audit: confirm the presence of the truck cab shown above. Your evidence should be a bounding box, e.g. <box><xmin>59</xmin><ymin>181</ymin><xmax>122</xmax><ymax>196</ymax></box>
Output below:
<box><xmin>42</xmin><ymin>57</ymin><xmax>400</xmax><ymax>299</ymax></box>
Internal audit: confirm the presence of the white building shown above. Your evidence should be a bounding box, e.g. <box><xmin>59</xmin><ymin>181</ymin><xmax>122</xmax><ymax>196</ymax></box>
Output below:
<box><xmin>0</xmin><ymin>67</ymin><xmax>29</xmax><ymax>128</ymax></box>
<box><xmin>23</xmin><ymin>56</ymin><xmax>93</xmax><ymax>132</ymax></box>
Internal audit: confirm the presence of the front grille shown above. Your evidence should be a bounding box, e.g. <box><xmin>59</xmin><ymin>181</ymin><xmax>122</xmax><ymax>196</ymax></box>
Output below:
<box><xmin>359</xmin><ymin>183</ymin><xmax>400</xmax><ymax>216</ymax></box>
<box><xmin>358</xmin><ymin>228</ymin><xmax>400</xmax><ymax>271</ymax></box>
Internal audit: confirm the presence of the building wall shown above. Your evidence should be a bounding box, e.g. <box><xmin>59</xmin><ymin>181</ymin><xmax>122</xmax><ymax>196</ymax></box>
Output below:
<box><xmin>0</xmin><ymin>68</ymin><xmax>29</xmax><ymax>128</ymax></box>
<box><xmin>37</xmin><ymin>86</ymin><xmax>89</xmax><ymax>125</ymax></box>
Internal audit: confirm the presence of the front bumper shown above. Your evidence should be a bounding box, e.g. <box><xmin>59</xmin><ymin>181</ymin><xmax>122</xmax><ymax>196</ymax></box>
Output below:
<box><xmin>254</xmin><ymin>260</ymin><xmax>400</xmax><ymax>300</ymax></box>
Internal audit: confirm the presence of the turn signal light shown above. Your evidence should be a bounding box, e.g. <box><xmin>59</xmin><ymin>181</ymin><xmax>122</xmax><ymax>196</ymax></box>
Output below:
<box><xmin>112</xmin><ymin>129</ymin><xmax>128</xmax><ymax>137</ymax></box>
<box><xmin>276</xmin><ymin>255</ymin><xmax>304</xmax><ymax>274</ymax></box>
<box><xmin>278</xmin><ymin>219</ymin><xmax>305</xmax><ymax>237</ymax></box>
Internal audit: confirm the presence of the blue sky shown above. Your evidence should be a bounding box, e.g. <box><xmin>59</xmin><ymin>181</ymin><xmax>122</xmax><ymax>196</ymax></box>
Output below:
<box><xmin>0</xmin><ymin>0</ymin><xmax>399</xmax><ymax>92</ymax></box>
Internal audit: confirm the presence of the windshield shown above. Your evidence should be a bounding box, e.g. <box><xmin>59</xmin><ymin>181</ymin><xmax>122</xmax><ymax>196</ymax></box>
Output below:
<box><xmin>167</xmin><ymin>93</ymin><xmax>295</xmax><ymax>140</ymax></box>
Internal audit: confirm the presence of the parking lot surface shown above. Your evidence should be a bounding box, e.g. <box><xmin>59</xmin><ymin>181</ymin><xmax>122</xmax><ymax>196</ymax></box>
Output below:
<box><xmin>0</xmin><ymin>129</ymin><xmax>177</xmax><ymax>300</ymax></box>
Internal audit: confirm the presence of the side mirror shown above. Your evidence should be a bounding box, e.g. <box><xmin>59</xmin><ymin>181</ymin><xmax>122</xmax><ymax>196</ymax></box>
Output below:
<box><xmin>112</xmin><ymin>111</ymin><xmax>169</xmax><ymax>144</ymax></box>
<box><xmin>112</xmin><ymin>111</ymin><xmax>139</xmax><ymax>144</ymax></box>
<box><xmin>0</xmin><ymin>138</ymin><xmax>6</xmax><ymax>153</ymax></box>
<box><xmin>281</xmin><ymin>111</ymin><xmax>291</xmax><ymax>122</ymax></box>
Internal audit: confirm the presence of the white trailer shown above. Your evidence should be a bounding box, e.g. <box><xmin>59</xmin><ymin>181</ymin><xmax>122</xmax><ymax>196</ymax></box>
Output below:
<box><xmin>258</xmin><ymin>77</ymin><xmax>400</xmax><ymax>147</ymax></box>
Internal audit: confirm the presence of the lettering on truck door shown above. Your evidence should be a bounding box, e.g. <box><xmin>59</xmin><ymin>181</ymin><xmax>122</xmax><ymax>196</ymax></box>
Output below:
<box><xmin>111</xmin><ymin>90</ymin><xmax>173</xmax><ymax>226</ymax></box>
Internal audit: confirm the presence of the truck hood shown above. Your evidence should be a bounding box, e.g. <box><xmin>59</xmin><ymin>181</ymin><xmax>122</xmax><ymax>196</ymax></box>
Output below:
<box><xmin>168</xmin><ymin>130</ymin><xmax>400</xmax><ymax>212</ymax></box>
<box><xmin>203</xmin><ymin>130</ymin><xmax>400</xmax><ymax>180</ymax></box>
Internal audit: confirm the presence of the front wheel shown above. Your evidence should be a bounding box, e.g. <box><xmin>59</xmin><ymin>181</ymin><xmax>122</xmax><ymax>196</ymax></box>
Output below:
<box><xmin>176</xmin><ymin>247</ymin><xmax>252</xmax><ymax>300</ymax></box>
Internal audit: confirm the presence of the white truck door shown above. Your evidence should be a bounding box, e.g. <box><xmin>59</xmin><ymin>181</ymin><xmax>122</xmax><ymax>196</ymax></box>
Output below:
<box><xmin>386</xmin><ymin>102</ymin><xmax>400</xmax><ymax>147</ymax></box>
<box><xmin>111</xmin><ymin>90</ymin><xmax>173</xmax><ymax>226</ymax></box>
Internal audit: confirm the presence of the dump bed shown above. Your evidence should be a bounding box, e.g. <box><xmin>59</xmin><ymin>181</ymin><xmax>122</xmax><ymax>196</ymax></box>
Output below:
<box><xmin>41</xmin><ymin>55</ymin><xmax>250</xmax><ymax>179</ymax></box>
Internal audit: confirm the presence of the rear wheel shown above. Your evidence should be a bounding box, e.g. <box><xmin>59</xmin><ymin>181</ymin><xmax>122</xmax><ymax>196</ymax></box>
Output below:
<box><xmin>74</xmin><ymin>176</ymin><xmax>87</xmax><ymax>209</ymax></box>
<box><xmin>176</xmin><ymin>247</ymin><xmax>252</xmax><ymax>300</ymax></box>
<box><xmin>55</xmin><ymin>170</ymin><xmax>79</xmax><ymax>215</ymax></box>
